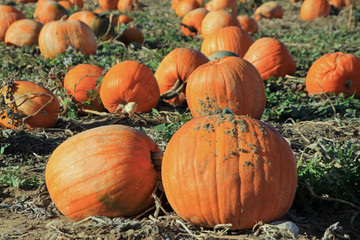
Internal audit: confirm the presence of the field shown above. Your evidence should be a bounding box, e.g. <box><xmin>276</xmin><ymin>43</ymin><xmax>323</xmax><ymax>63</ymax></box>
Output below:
<box><xmin>0</xmin><ymin>0</ymin><xmax>360</xmax><ymax>239</ymax></box>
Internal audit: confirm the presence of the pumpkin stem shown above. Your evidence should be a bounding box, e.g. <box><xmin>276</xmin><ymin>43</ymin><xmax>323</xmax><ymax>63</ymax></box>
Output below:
<box><xmin>180</xmin><ymin>23</ymin><xmax>198</xmax><ymax>33</ymax></box>
<box><xmin>160</xmin><ymin>79</ymin><xmax>186</xmax><ymax>100</ymax></box>
<box><xmin>151</xmin><ymin>152</ymin><xmax>163</xmax><ymax>172</ymax></box>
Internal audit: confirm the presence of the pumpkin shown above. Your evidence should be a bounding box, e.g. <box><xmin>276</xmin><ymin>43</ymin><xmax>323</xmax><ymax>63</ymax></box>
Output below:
<box><xmin>0</xmin><ymin>80</ymin><xmax>60</xmax><ymax>129</ymax></box>
<box><xmin>243</xmin><ymin>37</ymin><xmax>296</xmax><ymax>81</ymax></box>
<box><xmin>236</xmin><ymin>15</ymin><xmax>258</xmax><ymax>34</ymax></box>
<box><xmin>154</xmin><ymin>48</ymin><xmax>209</xmax><ymax>105</ymax></box>
<box><xmin>58</xmin><ymin>0</ymin><xmax>72</xmax><ymax>9</ymax></box>
<box><xmin>205</xmin><ymin>0</ymin><xmax>237</xmax><ymax>15</ymax></box>
<box><xmin>208</xmin><ymin>50</ymin><xmax>240</xmax><ymax>61</ymax></box>
<box><xmin>200</xmin><ymin>9</ymin><xmax>241</xmax><ymax>39</ymax></box>
<box><xmin>63</xmin><ymin>64</ymin><xmax>105</xmax><ymax>113</ymax></box>
<box><xmin>69</xmin><ymin>0</ymin><xmax>84</xmax><ymax>8</ymax></box>
<box><xmin>120</xmin><ymin>25</ymin><xmax>144</xmax><ymax>45</ymax></box>
<box><xmin>329</xmin><ymin>0</ymin><xmax>346</xmax><ymax>9</ymax></box>
<box><xmin>68</xmin><ymin>11</ymin><xmax>114</xmax><ymax>39</ymax></box>
<box><xmin>99</xmin><ymin>0</ymin><xmax>119</xmax><ymax>10</ymax></box>
<box><xmin>100</xmin><ymin>61</ymin><xmax>160</xmax><ymax>113</ymax></box>
<box><xmin>181</xmin><ymin>8</ymin><xmax>208</xmax><ymax>37</ymax></box>
<box><xmin>117</xmin><ymin>0</ymin><xmax>140</xmax><ymax>11</ymax></box>
<box><xmin>175</xmin><ymin>0</ymin><xmax>201</xmax><ymax>17</ymax></box>
<box><xmin>119</xmin><ymin>14</ymin><xmax>133</xmax><ymax>24</ymax></box>
<box><xmin>45</xmin><ymin>124</ymin><xmax>163</xmax><ymax>221</ymax></box>
<box><xmin>34</xmin><ymin>0</ymin><xmax>69</xmax><ymax>24</ymax></box>
<box><xmin>38</xmin><ymin>17</ymin><xmax>97</xmax><ymax>59</ymax></box>
<box><xmin>201</xmin><ymin>26</ymin><xmax>254</xmax><ymax>57</ymax></box>
<box><xmin>300</xmin><ymin>0</ymin><xmax>330</xmax><ymax>21</ymax></box>
<box><xmin>254</xmin><ymin>1</ymin><xmax>284</xmax><ymax>21</ymax></box>
<box><xmin>185</xmin><ymin>56</ymin><xmax>266</xmax><ymax>119</ymax></box>
<box><xmin>305</xmin><ymin>52</ymin><xmax>360</xmax><ymax>98</ymax></box>
<box><xmin>0</xmin><ymin>5</ymin><xmax>25</xmax><ymax>18</ymax></box>
<box><xmin>0</xmin><ymin>12</ymin><xmax>25</xmax><ymax>42</ymax></box>
<box><xmin>162</xmin><ymin>114</ymin><xmax>297</xmax><ymax>230</ymax></box>
<box><xmin>4</xmin><ymin>19</ymin><xmax>43</xmax><ymax>47</ymax></box>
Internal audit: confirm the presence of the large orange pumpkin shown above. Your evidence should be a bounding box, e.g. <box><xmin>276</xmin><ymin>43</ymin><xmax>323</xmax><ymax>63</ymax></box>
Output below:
<box><xmin>154</xmin><ymin>48</ymin><xmax>209</xmax><ymax>105</ymax></box>
<box><xmin>205</xmin><ymin>0</ymin><xmax>237</xmax><ymax>15</ymax></box>
<box><xmin>5</xmin><ymin>19</ymin><xmax>43</xmax><ymax>47</ymax></box>
<box><xmin>185</xmin><ymin>56</ymin><xmax>266</xmax><ymax>119</ymax></box>
<box><xmin>305</xmin><ymin>52</ymin><xmax>360</xmax><ymax>98</ymax></box>
<box><xmin>181</xmin><ymin>7</ymin><xmax>208</xmax><ymax>37</ymax></box>
<box><xmin>38</xmin><ymin>18</ymin><xmax>97</xmax><ymax>59</ymax></box>
<box><xmin>0</xmin><ymin>12</ymin><xmax>25</xmax><ymax>42</ymax></box>
<box><xmin>100</xmin><ymin>61</ymin><xmax>160</xmax><ymax>113</ymax></box>
<box><xmin>254</xmin><ymin>1</ymin><xmax>284</xmax><ymax>21</ymax></box>
<box><xmin>201</xmin><ymin>26</ymin><xmax>254</xmax><ymax>57</ymax></box>
<box><xmin>162</xmin><ymin>114</ymin><xmax>297</xmax><ymax>230</ymax></box>
<box><xmin>300</xmin><ymin>0</ymin><xmax>330</xmax><ymax>21</ymax></box>
<box><xmin>243</xmin><ymin>37</ymin><xmax>296</xmax><ymax>81</ymax></box>
<box><xmin>0</xmin><ymin>80</ymin><xmax>60</xmax><ymax>129</ymax></box>
<box><xmin>33</xmin><ymin>0</ymin><xmax>69</xmax><ymax>24</ymax></box>
<box><xmin>45</xmin><ymin>124</ymin><xmax>163</xmax><ymax>221</ymax></box>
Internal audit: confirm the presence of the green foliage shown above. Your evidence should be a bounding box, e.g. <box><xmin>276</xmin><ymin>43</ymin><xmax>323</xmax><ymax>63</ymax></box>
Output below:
<box><xmin>0</xmin><ymin>167</ymin><xmax>43</xmax><ymax>189</ymax></box>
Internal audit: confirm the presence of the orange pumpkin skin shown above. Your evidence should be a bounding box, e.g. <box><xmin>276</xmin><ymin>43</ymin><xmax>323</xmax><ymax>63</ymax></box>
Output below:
<box><xmin>38</xmin><ymin>19</ymin><xmax>97</xmax><ymax>59</ymax></box>
<box><xmin>58</xmin><ymin>0</ymin><xmax>72</xmax><ymax>9</ymax></box>
<box><xmin>34</xmin><ymin>1</ymin><xmax>69</xmax><ymax>24</ymax></box>
<box><xmin>200</xmin><ymin>10</ymin><xmax>241</xmax><ymax>39</ymax></box>
<box><xmin>243</xmin><ymin>37</ymin><xmax>296</xmax><ymax>81</ymax></box>
<box><xmin>201</xmin><ymin>26</ymin><xmax>254</xmax><ymax>57</ymax></box>
<box><xmin>175</xmin><ymin>0</ymin><xmax>201</xmax><ymax>17</ymax></box>
<box><xmin>0</xmin><ymin>80</ymin><xmax>60</xmax><ymax>129</ymax></box>
<box><xmin>0</xmin><ymin>5</ymin><xmax>25</xmax><ymax>18</ymax></box>
<box><xmin>5</xmin><ymin>19</ymin><xmax>43</xmax><ymax>47</ymax></box>
<box><xmin>172</xmin><ymin>0</ymin><xmax>203</xmax><ymax>9</ymax></box>
<box><xmin>181</xmin><ymin>8</ymin><xmax>208</xmax><ymax>37</ymax></box>
<box><xmin>100</xmin><ymin>61</ymin><xmax>160</xmax><ymax>113</ymax></box>
<box><xmin>0</xmin><ymin>12</ymin><xmax>25</xmax><ymax>42</ymax></box>
<box><xmin>186</xmin><ymin>56</ymin><xmax>266</xmax><ymax>119</ymax></box>
<box><xmin>63</xmin><ymin>64</ymin><xmax>105</xmax><ymax>113</ymax></box>
<box><xmin>45</xmin><ymin>124</ymin><xmax>162</xmax><ymax>221</ymax></box>
<box><xmin>254</xmin><ymin>1</ymin><xmax>284</xmax><ymax>21</ymax></box>
<box><xmin>99</xmin><ymin>0</ymin><xmax>119</xmax><ymax>10</ymax></box>
<box><xmin>154</xmin><ymin>48</ymin><xmax>209</xmax><ymax>105</ymax></box>
<box><xmin>120</xmin><ymin>25</ymin><xmax>144</xmax><ymax>45</ymax></box>
<box><xmin>328</xmin><ymin>0</ymin><xmax>346</xmax><ymax>9</ymax></box>
<box><xmin>205</xmin><ymin>0</ymin><xmax>237</xmax><ymax>15</ymax></box>
<box><xmin>305</xmin><ymin>52</ymin><xmax>360</xmax><ymax>98</ymax></box>
<box><xmin>300</xmin><ymin>0</ymin><xmax>330</xmax><ymax>21</ymax></box>
<box><xmin>236</xmin><ymin>15</ymin><xmax>258</xmax><ymax>34</ymax></box>
<box><xmin>117</xmin><ymin>0</ymin><xmax>140</xmax><ymax>11</ymax></box>
<box><xmin>162</xmin><ymin>114</ymin><xmax>297</xmax><ymax>230</ymax></box>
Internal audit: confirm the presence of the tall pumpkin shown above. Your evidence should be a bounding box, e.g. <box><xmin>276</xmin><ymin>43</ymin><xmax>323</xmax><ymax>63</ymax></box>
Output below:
<box><xmin>154</xmin><ymin>48</ymin><xmax>209</xmax><ymax>105</ymax></box>
<box><xmin>162</xmin><ymin>114</ymin><xmax>297</xmax><ymax>230</ymax></box>
<box><xmin>243</xmin><ymin>37</ymin><xmax>296</xmax><ymax>81</ymax></box>
<box><xmin>38</xmin><ymin>18</ymin><xmax>97</xmax><ymax>59</ymax></box>
<box><xmin>185</xmin><ymin>56</ymin><xmax>266</xmax><ymax>119</ymax></box>
<box><xmin>201</xmin><ymin>26</ymin><xmax>254</xmax><ymax>57</ymax></box>
<box><xmin>100</xmin><ymin>61</ymin><xmax>160</xmax><ymax>113</ymax></box>
<box><xmin>305</xmin><ymin>52</ymin><xmax>360</xmax><ymax>98</ymax></box>
<box><xmin>300</xmin><ymin>0</ymin><xmax>330</xmax><ymax>21</ymax></box>
<box><xmin>45</xmin><ymin>124</ymin><xmax>163</xmax><ymax>221</ymax></box>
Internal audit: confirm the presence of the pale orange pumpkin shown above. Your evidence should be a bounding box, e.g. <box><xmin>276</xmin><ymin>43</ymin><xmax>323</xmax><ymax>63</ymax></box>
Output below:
<box><xmin>5</xmin><ymin>19</ymin><xmax>43</xmax><ymax>47</ymax></box>
<box><xmin>205</xmin><ymin>0</ymin><xmax>237</xmax><ymax>15</ymax></box>
<box><xmin>0</xmin><ymin>12</ymin><xmax>25</xmax><ymax>42</ymax></box>
<box><xmin>175</xmin><ymin>0</ymin><xmax>201</xmax><ymax>17</ymax></box>
<box><xmin>254</xmin><ymin>1</ymin><xmax>284</xmax><ymax>21</ymax></box>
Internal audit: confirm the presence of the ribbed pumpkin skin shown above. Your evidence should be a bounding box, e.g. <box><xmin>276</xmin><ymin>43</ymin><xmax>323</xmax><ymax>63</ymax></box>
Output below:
<box><xmin>186</xmin><ymin>56</ymin><xmax>266</xmax><ymax>119</ymax></box>
<box><xmin>200</xmin><ymin>10</ymin><xmax>241</xmax><ymax>39</ymax></box>
<box><xmin>155</xmin><ymin>48</ymin><xmax>209</xmax><ymax>105</ymax></box>
<box><xmin>205</xmin><ymin>0</ymin><xmax>237</xmax><ymax>15</ymax></box>
<box><xmin>0</xmin><ymin>80</ymin><xmax>60</xmax><ymax>129</ymax></box>
<box><xmin>33</xmin><ymin>1</ymin><xmax>69</xmax><ymax>24</ymax></box>
<box><xmin>201</xmin><ymin>26</ymin><xmax>254</xmax><ymax>57</ymax></box>
<box><xmin>45</xmin><ymin>125</ymin><xmax>162</xmax><ymax>221</ymax></box>
<box><xmin>181</xmin><ymin>8</ymin><xmax>208</xmax><ymax>37</ymax></box>
<box><xmin>5</xmin><ymin>19</ymin><xmax>43</xmax><ymax>47</ymax></box>
<box><xmin>100</xmin><ymin>61</ymin><xmax>160</xmax><ymax>113</ymax></box>
<box><xmin>300</xmin><ymin>0</ymin><xmax>330</xmax><ymax>21</ymax></box>
<box><xmin>254</xmin><ymin>1</ymin><xmax>284</xmax><ymax>21</ymax></box>
<box><xmin>0</xmin><ymin>5</ymin><xmax>25</xmax><ymax>18</ymax></box>
<box><xmin>0</xmin><ymin>12</ymin><xmax>25</xmax><ymax>41</ymax></box>
<box><xmin>38</xmin><ymin>19</ymin><xmax>97</xmax><ymax>59</ymax></box>
<box><xmin>305</xmin><ymin>52</ymin><xmax>360</xmax><ymax>98</ymax></box>
<box><xmin>162</xmin><ymin>114</ymin><xmax>297</xmax><ymax>230</ymax></box>
<box><xmin>243</xmin><ymin>37</ymin><xmax>296</xmax><ymax>81</ymax></box>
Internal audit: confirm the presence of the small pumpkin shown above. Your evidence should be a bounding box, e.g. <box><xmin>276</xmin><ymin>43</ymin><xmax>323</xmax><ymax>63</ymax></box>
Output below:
<box><xmin>205</xmin><ymin>0</ymin><xmax>237</xmax><ymax>15</ymax></box>
<box><xmin>38</xmin><ymin>17</ymin><xmax>97</xmax><ymax>59</ymax></box>
<box><xmin>243</xmin><ymin>37</ymin><xmax>296</xmax><ymax>81</ymax></box>
<box><xmin>154</xmin><ymin>47</ymin><xmax>209</xmax><ymax>105</ymax></box>
<box><xmin>186</xmin><ymin>56</ymin><xmax>266</xmax><ymax>119</ymax></box>
<box><xmin>181</xmin><ymin>8</ymin><xmax>208</xmax><ymax>37</ymax></box>
<box><xmin>33</xmin><ymin>0</ymin><xmax>69</xmax><ymax>24</ymax></box>
<box><xmin>300</xmin><ymin>0</ymin><xmax>330</xmax><ymax>21</ymax></box>
<box><xmin>0</xmin><ymin>12</ymin><xmax>25</xmax><ymax>42</ymax></box>
<box><xmin>45</xmin><ymin>124</ymin><xmax>163</xmax><ymax>221</ymax></box>
<box><xmin>236</xmin><ymin>15</ymin><xmax>258</xmax><ymax>34</ymax></box>
<box><xmin>117</xmin><ymin>0</ymin><xmax>140</xmax><ymax>11</ymax></box>
<box><xmin>120</xmin><ymin>25</ymin><xmax>144</xmax><ymax>45</ymax></box>
<box><xmin>162</xmin><ymin>114</ymin><xmax>297</xmax><ymax>230</ymax></box>
<box><xmin>254</xmin><ymin>1</ymin><xmax>284</xmax><ymax>21</ymax></box>
<box><xmin>305</xmin><ymin>52</ymin><xmax>360</xmax><ymax>98</ymax></box>
<box><xmin>69</xmin><ymin>0</ymin><xmax>84</xmax><ymax>8</ymax></box>
<box><xmin>201</xmin><ymin>26</ymin><xmax>254</xmax><ymax>57</ymax></box>
<box><xmin>0</xmin><ymin>80</ymin><xmax>60</xmax><ymax>129</ymax></box>
<box><xmin>175</xmin><ymin>0</ymin><xmax>201</xmax><ymax>17</ymax></box>
<box><xmin>100</xmin><ymin>61</ymin><xmax>160</xmax><ymax>113</ymax></box>
<box><xmin>5</xmin><ymin>19</ymin><xmax>43</xmax><ymax>47</ymax></box>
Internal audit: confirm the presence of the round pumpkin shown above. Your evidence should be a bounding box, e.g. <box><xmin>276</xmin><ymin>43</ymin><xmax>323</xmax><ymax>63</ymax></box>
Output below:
<box><xmin>254</xmin><ymin>1</ymin><xmax>284</xmax><ymax>21</ymax></box>
<box><xmin>100</xmin><ymin>61</ymin><xmax>160</xmax><ymax>113</ymax></box>
<box><xmin>0</xmin><ymin>80</ymin><xmax>60</xmax><ymax>129</ymax></box>
<box><xmin>162</xmin><ymin>114</ymin><xmax>297</xmax><ymax>230</ymax></box>
<box><xmin>33</xmin><ymin>0</ymin><xmax>69</xmax><ymax>24</ymax></box>
<box><xmin>45</xmin><ymin>124</ymin><xmax>163</xmax><ymax>221</ymax></box>
<box><xmin>117</xmin><ymin>0</ymin><xmax>140</xmax><ymax>11</ymax></box>
<box><xmin>201</xmin><ymin>26</ymin><xmax>254</xmax><ymax>57</ymax></box>
<box><xmin>181</xmin><ymin>8</ymin><xmax>208</xmax><ymax>37</ymax></box>
<box><xmin>0</xmin><ymin>12</ymin><xmax>25</xmax><ymax>42</ymax></box>
<box><xmin>5</xmin><ymin>19</ymin><xmax>43</xmax><ymax>47</ymax></box>
<box><xmin>38</xmin><ymin>18</ymin><xmax>97</xmax><ymax>59</ymax></box>
<box><xmin>205</xmin><ymin>0</ymin><xmax>237</xmax><ymax>15</ymax></box>
<box><xmin>175</xmin><ymin>0</ymin><xmax>201</xmax><ymax>17</ymax></box>
<box><xmin>154</xmin><ymin>47</ymin><xmax>209</xmax><ymax>105</ymax></box>
<box><xmin>305</xmin><ymin>52</ymin><xmax>360</xmax><ymax>98</ymax></box>
<box><xmin>300</xmin><ymin>0</ymin><xmax>330</xmax><ymax>21</ymax></box>
<box><xmin>120</xmin><ymin>25</ymin><xmax>144</xmax><ymax>45</ymax></box>
<box><xmin>185</xmin><ymin>56</ymin><xmax>266</xmax><ymax>119</ymax></box>
<box><xmin>236</xmin><ymin>15</ymin><xmax>258</xmax><ymax>34</ymax></box>
<box><xmin>63</xmin><ymin>64</ymin><xmax>105</xmax><ymax>113</ymax></box>
<box><xmin>243</xmin><ymin>37</ymin><xmax>296</xmax><ymax>81</ymax></box>
<box><xmin>208</xmin><ymin>50</ymin><xmax>240</xmax><ymax>61</ymax></box>
<box><xmin>0</xmin><ymin>5</ymin><xmax>25</xmax><ymax>18</ymax></box>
